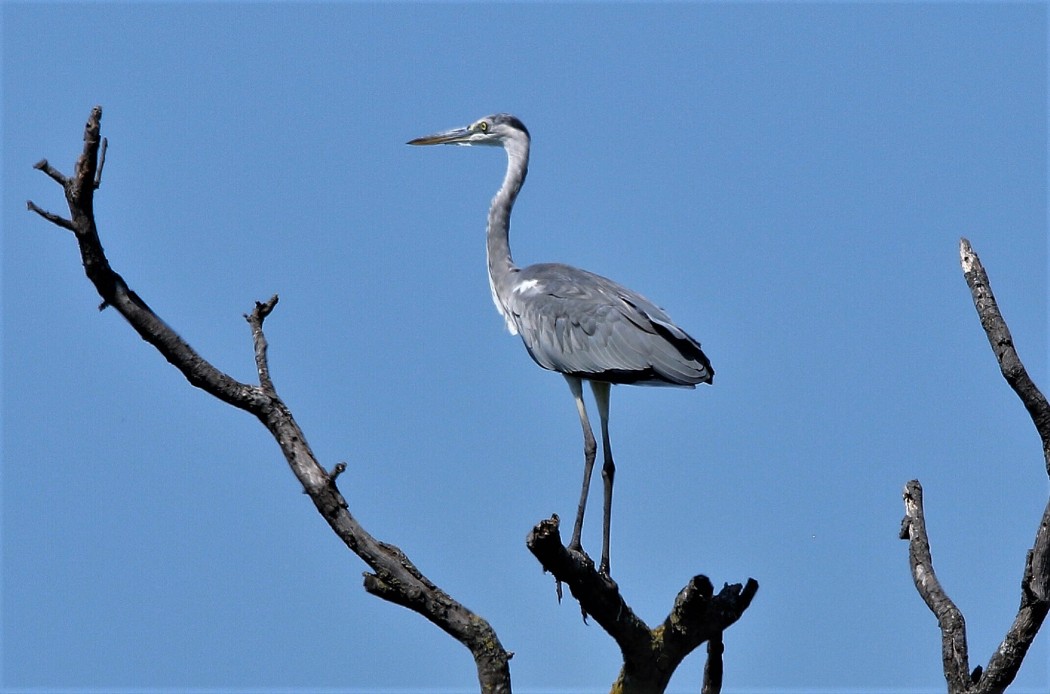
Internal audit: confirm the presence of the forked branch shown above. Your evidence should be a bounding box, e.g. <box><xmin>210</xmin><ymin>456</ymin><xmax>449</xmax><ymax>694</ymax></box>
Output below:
<box><xmin>527</xmin><ymin>515</ymin><xmax>758</xmax><ymax>692</ymax></box>
<box><xmin>901</xmin><ymin>239</ymin><xmax>1050</xmax><ymax>693</ymax></box>
<box><xmin>28</xmin><ymin>107</ymin><xmax>511</xmax><ymax>694</ymax></box>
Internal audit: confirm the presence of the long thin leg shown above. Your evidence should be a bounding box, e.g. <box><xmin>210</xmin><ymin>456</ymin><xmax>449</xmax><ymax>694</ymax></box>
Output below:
<box><xmin>565</xmin><ymin>375</ymin><xmax>597</xmax><ymax>555</ymax></box>
<box><xmin>591</xmin><ymin>380</ymin><xmax>614</xmax><ymax>576</ymax></box>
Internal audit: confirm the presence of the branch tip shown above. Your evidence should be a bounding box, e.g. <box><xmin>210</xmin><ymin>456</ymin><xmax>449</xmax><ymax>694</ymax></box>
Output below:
<box><xmin>33</xmin><ymin>158</ymin><xmax>69</xmax><ymax>186</ymax></box>
<box><xmin>958</xmin><ymin>240</ymin><xmax>1050</xmax><ymax>476</ymax></box>
<box><xmin>959</xmin><ymin>237</ymin><xmax>976</xmax><ymax>273</ymax></box>
<box><xmin>26</xmin><ymin>200</ymin><xmax>75</xmax><ymax>231</ymax></box>
<box><xmin>251</xmin><ymin>294</ymin><xmax>280</xmax><ymax>323</ymax></box>
<box><xmin>741</xmin><ymin>577</ymin><xmax>759</xmax><ymax>602</ymax></box>
<box><xmin>85</xmin><ymin>106</ymin><xmax>102</xmax><ymax>138</ymax></box>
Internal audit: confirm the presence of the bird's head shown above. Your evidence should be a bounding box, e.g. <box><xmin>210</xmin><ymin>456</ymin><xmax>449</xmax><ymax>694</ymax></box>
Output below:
<box><xmin>408</xmin><ymin>113</ymin><xmax>530</xmax><ymax>149</ymax></box>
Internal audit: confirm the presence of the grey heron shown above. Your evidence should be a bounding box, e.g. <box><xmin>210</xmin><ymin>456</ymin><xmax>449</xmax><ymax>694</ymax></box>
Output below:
<box><xmin>409</xmin><ymin>113</ymin><xmax>712</xmax><ymax>577</ymax></box>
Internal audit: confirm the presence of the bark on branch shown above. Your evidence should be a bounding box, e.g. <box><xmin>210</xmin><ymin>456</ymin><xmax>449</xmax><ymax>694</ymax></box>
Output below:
<box><xmin>900</xmin><ymin>480</ymin><xmax>972</xmax><ymax>690</ymax></box>
<box><xmin>28</xmin><ymin>106</ymin><xmax>512</xmax><ymax>694</ymax></box>
<box><xmin>959</xmin><ymin>239</ymin><xmax>1050</xmax><ymax>475</ymax></box>
<box><xmin>527</xmin><ymin>515</ymin><xmax>758</xmax><ymax>692</ymax></box>
<box><xmin>900</xmin><ymin>238</ymin><xmax>1050</xmax><ymax>693</ymax></box>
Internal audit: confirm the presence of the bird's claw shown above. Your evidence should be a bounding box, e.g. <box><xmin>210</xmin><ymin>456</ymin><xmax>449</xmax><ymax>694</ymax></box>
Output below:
<box><xmin>568</xmin><ymin>545</ymin><xmax>599</xmax><ymax>576</ymax></box>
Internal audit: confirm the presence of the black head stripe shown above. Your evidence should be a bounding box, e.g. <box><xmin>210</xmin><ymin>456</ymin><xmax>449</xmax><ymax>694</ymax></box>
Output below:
<box><xmin>491</xmin><ymin>113</ymin><xmax>530</xmax><ymax>139</ymax></box>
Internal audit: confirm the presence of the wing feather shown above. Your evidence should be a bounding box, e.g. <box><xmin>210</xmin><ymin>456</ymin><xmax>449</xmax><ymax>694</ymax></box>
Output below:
<box><xmin>505</xmin><ymin>263</ymin><xmax>713</xmax><ymax>386</ymax></box>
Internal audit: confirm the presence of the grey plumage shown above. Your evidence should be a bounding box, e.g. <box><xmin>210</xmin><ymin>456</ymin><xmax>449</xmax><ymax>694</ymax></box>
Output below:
<box><xmin>409</xmin><ymin>114</ymin><xmax>712</xmax><ymax>576</ymax></box>
<box><xmin>507</xmin><ymin>262</ymin><xmax>712</xmax><ymax>387</ymax></box>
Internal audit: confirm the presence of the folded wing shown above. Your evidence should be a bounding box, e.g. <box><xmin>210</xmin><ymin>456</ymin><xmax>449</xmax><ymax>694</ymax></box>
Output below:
<box><xmin>505</xmin><ymin>263</ymin><xmax>713</xmax><ymax>387</ymax></box>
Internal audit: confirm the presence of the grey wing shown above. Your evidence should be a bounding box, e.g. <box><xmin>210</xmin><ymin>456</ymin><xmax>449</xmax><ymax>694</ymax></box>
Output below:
<box><xmin>505</xmin><ymin>264</ymin><xmax>713</xmax><ymax>387</ymax></box>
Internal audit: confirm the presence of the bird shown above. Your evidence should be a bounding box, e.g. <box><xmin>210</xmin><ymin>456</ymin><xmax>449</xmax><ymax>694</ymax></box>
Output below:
<box><xmin>408</xmin><ymin>113</ymin><xmax>712</xmax><ymax>577</ymax></box>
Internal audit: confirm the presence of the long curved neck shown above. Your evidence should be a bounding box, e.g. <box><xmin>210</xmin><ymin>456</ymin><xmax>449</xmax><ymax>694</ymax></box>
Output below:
<box><xmin>487</xmin><ymin>133</ymin><xmax>529</xmax><ymax>328</ymax></box>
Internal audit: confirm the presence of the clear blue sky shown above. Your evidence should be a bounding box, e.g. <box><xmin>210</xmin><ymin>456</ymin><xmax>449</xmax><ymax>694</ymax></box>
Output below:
<box><xmin>3</xmin><ymin>3</ymin><xmax>1048</xmax><ymax>693</ymax></box>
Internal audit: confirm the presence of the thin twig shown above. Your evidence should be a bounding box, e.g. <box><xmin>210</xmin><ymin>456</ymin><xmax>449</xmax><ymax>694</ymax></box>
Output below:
<box><xmin>246</xmin><ymin>295</ymin><xmax>279</xmax><ymax>393</ymax></box>
<box><xmin>26</xmin><ymin>200</ymin><xmax>75</xmax><ymax>231</ymax></box>
<box><xmin>33</xmin><ymin>158</ymin><xmax>68</xmax><ymax>186</ymax></box>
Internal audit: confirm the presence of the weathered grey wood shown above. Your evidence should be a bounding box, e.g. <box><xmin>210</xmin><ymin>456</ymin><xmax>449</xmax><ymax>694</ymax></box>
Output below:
<box><xmin>900</xmin><ymin>239</ymin><xmax>1050</xmax><ymax>693</ymax></box>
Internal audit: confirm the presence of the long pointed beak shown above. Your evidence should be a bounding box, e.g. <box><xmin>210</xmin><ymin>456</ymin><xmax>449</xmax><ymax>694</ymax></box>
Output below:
<box><xmin>407</xmin><ymin>125</ymin><xmax>473</xmax><ymax>146</ymax></box>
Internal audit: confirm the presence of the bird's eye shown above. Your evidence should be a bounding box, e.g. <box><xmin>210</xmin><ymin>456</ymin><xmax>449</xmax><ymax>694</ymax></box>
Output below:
<box><xmin>477</xmin><ymin>121</ymin><xmax>489</xmax><ymax>132</ymax></box>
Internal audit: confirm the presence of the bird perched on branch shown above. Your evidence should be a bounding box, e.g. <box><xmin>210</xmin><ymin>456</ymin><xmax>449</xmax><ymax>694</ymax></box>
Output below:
<box><xmin>409</xmin><ymin>113</ymin><xmax>712</xmax><ymax>577</ymax></box>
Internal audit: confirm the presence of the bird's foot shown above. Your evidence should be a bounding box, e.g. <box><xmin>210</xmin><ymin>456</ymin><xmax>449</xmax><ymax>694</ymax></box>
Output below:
<box><xmin>597</xmin><ymin>557</ymin><xmax>620</xmax><ymax>593</ymax></box>
<box><xmin>566</xmin><ymin>538</ymin><xmax>586</xmax><ymax>557</ymax></box>
<box><xmin>566</xmin><ymin>540</ymin><xmax>602</xmax><ymax>575</ymax></box>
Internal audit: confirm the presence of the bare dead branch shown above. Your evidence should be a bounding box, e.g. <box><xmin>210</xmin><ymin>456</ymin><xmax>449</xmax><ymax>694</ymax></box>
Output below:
<box><xmin>661</xmin><ymin>576</ymin><xmax>757</xmax><ymax>666</ymax></box>
<box><xmin>30</xmin><ymin>107</ymin><xmax>512</xmax><ymax>694</ymax></box>
<box><xmin>902</xmin><ymin>239</ymin><xmax>1050</xmax><ymax>693</ymax></box>
<box><xmin>900</xmin><ymin>480</ymin><xmax>971</xmax><ymax>691</ymax></box>
<box><xmin>528</xmin><ymin>515</ymin><xmax>757</xmax><ymax>692</ymax></box>
<box><xmin>246</xmin><ymin>295</ymin><xmax>279</xmax><ymax>393</ymax></box>
<box><xmin>33</xmin><ymin>158</ymin><xmax>68</xmax><ymax>186</ymax></box>
<box><xmin>527</xmin><ymin>515</ymin><xmax>650</xmax><ymax>645</ymax></box>
<box><xmin>26</xmin><ymin>200</ymin><xmax>75</xmax><ymax>231</ymax></box>
<box><xmin>701</xmin><ymin>633</ymin><xmax>724</xmax><ymax>694</ymax></box>
<box><xmin>959</xmin><ymin>238</ymin><xmax>1050</xmax><ymax>476</ymax></box>
<box><xmin>980</xmin><ymin>504</ymin><xmax>1050</xmax><ymax>691</ymax></box>
<box><xmin>959</xmin><ymin>239</ymin><xmax>1050</xmax><ymax>692</ymax></box>
<box><xmin>30</xmin><ymin>107</ymin><xmax>256</xmax><ymax>409</ymax></box>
